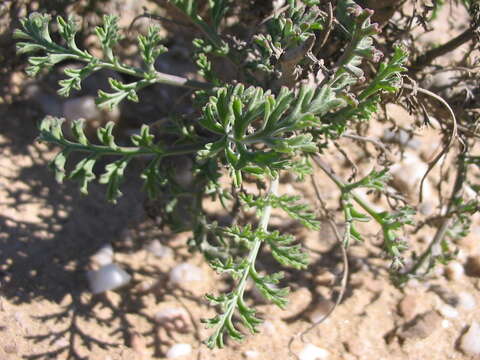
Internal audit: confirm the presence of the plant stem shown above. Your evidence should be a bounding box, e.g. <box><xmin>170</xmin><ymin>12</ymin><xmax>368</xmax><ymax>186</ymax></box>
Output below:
<box><xmin>411</xmin><ymin>28</ymin><xmax>475</xmax><ymax>70</ymax></box>
<box><xmin>39</xmin><ymin>133</ymin><xmax>203</xmax><ymax>157</ymax></box>
<box><xmin>408</xmin><ymin>155</ymin><xmax>467</xmax><ymax>276</ymax></box>
<box><xmin>207</xmin><ymin>176</ymin><xmax>279</xmax><ymax>346</ymax></box>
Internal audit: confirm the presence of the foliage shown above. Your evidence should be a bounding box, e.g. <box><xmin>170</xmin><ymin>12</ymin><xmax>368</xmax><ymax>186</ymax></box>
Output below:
<box><xmin>15</xmin><ymin>0</ymin><xmax>479</xmax><ymax>350</ymax></box>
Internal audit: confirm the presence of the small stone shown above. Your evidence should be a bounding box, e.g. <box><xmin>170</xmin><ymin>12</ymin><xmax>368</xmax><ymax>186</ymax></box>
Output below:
<box><xmin>399</xmin><ymin>311</ymin><xmax>442</xmax><ymax>340</ymax></box>
<box><xmin>169</xmin><ymin>263</ymin><xmax>203</xmax><ymax>285</ymax></box>
<box><xmin>154</xmin><ymin>308</ymin><xmax>189</xmax><ymax>332</ymax></box>
<box><xmin>145</xmin><ymin>240</ymin><xmax>173</xmax><ymax>258</ymax></box>
<box><xmin>298</xmin><ymin>344</ymin><xmax>329</xmax><ymax>360</ymax></box>
<box><xmin>307</xmin><ymin>299</ymin><xmax>334</xmax><ymax>323</ymax></box>
<box><xmin>166</xmin><ymin>343</ymin><xmax>192</xmax><ymax>358</ymax></box>
<box><xmin>63</xmin><ymin>96</ymin><xmax>101</xmax><ymax>121</ymax></box>
<box><xmin>398</xmin><ymin>295</ymin><xmax>417</xmax><ymax>321</ymax></box>
<box><xmin>389</xmin><ymin>152</ymin><xmax>431</xmax><ymax>199</ymax></box>
<box><xmin>464</xmin><ymin>255</ymin><xmax>480</xmax><ymax>277</ymax></box>
<box><xmin>242</xmin><ymin>350</ymin><xmax>260</xmax><ymax>359</ymax></box>
<box><xmin>438</xmin><ymin>305</ymin><xmax>459</xmax><ymax>319</ymax></box>
<box><xmin>444</xmin><ymin>261</ymin><xmax>464</xmax><ymax>281</ymax></box>
<box><xmin>457</xmin><ymin>292</ymin><xmax>476</xmax><ymax>311</ymax></box>
<box><xmin>261</xmin><ymin>320</ymin><xmax>276</xmax><ymax>335</ymax></box>
<box><xmin>86</xmin><ymin>263</ymin><xmax>131</xmax><ymax>294</ymax></box>
<box><xmin>459</xmin><ymin>322</ymin><xmax>480</xmax><ymax>356</ymax></box>
<box><xmin>91</xmin><ymin>244</ymin><xmax>114</xmax><ymax>267</ymax></box>
<box><xmin>4</xmin><ymin>343</ymin><xmax>17</xmax><ymax>354</ymax></box>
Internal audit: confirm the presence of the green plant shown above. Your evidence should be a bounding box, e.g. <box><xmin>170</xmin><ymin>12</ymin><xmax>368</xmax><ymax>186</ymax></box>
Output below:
<box><xmin>15</xmin><ymin>0</ymin><xmax>479</xmax><ymax>349</ymax></box>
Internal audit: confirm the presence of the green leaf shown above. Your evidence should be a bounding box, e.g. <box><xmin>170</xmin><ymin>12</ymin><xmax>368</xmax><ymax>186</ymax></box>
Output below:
<box><xmin>138</xmin><ymin>25</ymin><xmax>167</xmax><ymax>68</ymax></box>
<box><xmin>71</xmin><ymin>119</ymin><xmax>89</xmax><ymax>145</ymax></box>
<box><xmin>95</xmin><ymin>15</ymin><xmax>121</xmax><ymax>61</ymax></box>
<box><xmin>69</xmin><ymin>156</ymin><xmax>97</xmax><ymax>194</ymax></box>
<box><xmin>97</xmin><ymin>122</ymin><xmax>118</xmax><ymax>150</ymax></box>
<box><xmin>265</xmin><ymin>231</ymin><xmax>309</xmax><ymax>269</ymax></box>
<box><xmin>49</xmin><ymin>149</ymin><xmax>70</xmax><ymax>183</ymax></box>
<box><xmin>99</xmin><ymin>158</ymin><xmax>130</xmax><ymax>203</ymax></box>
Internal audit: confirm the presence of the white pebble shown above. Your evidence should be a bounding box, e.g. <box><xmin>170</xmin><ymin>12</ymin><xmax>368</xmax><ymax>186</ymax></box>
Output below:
<box><xmin>91</xmin><ymin>244</ymin><xmax>114</xmax><ymax>267</ymax></box>
<box><xmin>169</xmin><ymin>263</ymin><xmax>203</xmax><ymax>285</ymax></box>
<box><xmin>145</xmin><ymin>240</ymin><xmax>173</xmax><ymax>258</ymax></box>
<box><xmin>154</xmin><ymin>308</ymin><xmax>188</xmax><ymax>324</ymax></box>
<box><xmin>299</xmin><ymin>344</ymin><xmax>329</xmax><ymax>360</ymax></box>
<box><xmin>442</xmin><ymin>319</ymin><xmax>451</xmax><ymax>328</ymax></box>
<box><xmin>243</xmin><ymin>350</ymin><xmax>260</xmax><ymax>359</ymax></box>
<box><xmin>438</xmin><ymin>305</ymin><xmax>459</xmax><ymax>319</ymax></box>
<box><xmin>63</xmin><ymin>96</ymin><xmax>101</xmax><ymax>121</ymax></box>
<box><xmin>460</xmin><ymin>322</ymin><xmax>480</xmax><ymax>356</ymax></box>
<box><xmin>261</xmin><ymin>320</ymin><xmax>276</xmax><ymax>335</ymax></box>
<box><xmin>166</xmin><ymin>343</ymin><xmax>192</xmax><ymax>358</ymax></box>
<box><xmin>86</xmin><ymin>263</ymin><xmax>131</xmax><ymax>294</ymax></box>
<box><xmin>458</xmin><ymin>292</ymin><xmax>476</xmax><ymax>311</ymax></box>
<box><xmin>444</xmin><ymin>262</ymin><xmax>464</xmax><ymax>281</ymax></box>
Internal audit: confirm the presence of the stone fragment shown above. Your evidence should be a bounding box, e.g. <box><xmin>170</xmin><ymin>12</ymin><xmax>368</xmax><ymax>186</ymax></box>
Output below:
<box><xmin>63</xmin><ymin>96</ymin><xmax>101</xmax><ymax>121</ymax></box>
<box><xmin>465</xmin><ymin>255</ymin><xmax>480</xmax><ymax>277</ymax></box>
<box><xmin>444</xmin><ymin>261</ymin><xmax>464</xmax><ymax>281</ymax></box>
<box><xmin>399</xmin><ymin>311</ymin><xmax>442</xmax><ymax>340</ymax></box>
<box><xmin>298</xmin><ymin>344</ymin><xmax>329</xmax><ymax>360</ymax></box>
<box><xmin>437</xmin><ymin>305</ymin><xmax>459</xmax><ymax>319</ymax></box>
<box><xmin>242</xmin><ymin>350</ymin><xmax>260</xmax><ymax>359</ymax></box>
<box><xmin>166</xmin><ymin>343</ymin><xmax>192</xmax><ymax>358</ymax></box>
<box><xmin>91</xmin><ymin>244</ymin><xmax>114</xmax><ymax>267</ymax></box>
<box><xmin>145</xmin><ymin>240</ymin><xmax>173</xmax><ymax>258</ymax></box>
<box><xmin>459</xmin><ymin>322</ymin><xmax>480</xmax><ymax>356</ymax></box>
<box><xmin>457</xmin><ymin>292</ymin><xmax>476</xmax><ymax>311</ymax></box>
<box><xmin>4</xmin><ymin>343</ymin><xmax>17</xmax><ymax>354</ymax></box>
<box><xmin>307</xmin><ymin>299</ymin><xmax>334</xmax><ymax>323</ymax></box>
<box><xmin>86</xmin><ymin>263</ymin><xmax>131</xmax><ymax>294</ymax></box>
<box><xmin>154</xmin><ymin>308</ymin><xmax>189</xmax><ymax>332</ymax></box>
<box><xmin>169</xmin><ymin>263</ymin><xmax>203</xmax><ymax>285</ymax></box>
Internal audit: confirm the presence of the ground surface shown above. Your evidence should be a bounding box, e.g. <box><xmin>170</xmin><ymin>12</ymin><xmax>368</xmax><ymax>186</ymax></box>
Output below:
<box><xmin>1</xmin><ymin>1</ymin><xmax>480</xmax><ymax>360</ymax></box>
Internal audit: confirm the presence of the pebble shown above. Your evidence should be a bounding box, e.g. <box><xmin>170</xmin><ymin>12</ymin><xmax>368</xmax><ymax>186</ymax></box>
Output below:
<box><xmin>457</xmin><ymin>292</ymin><xmax>476</xmax><ymax>311</ymax></box>
<box><xmin>166</xmin><ymin>343</ymin><xmax>192</xmax><ymax>358</ymax></box>
<box><xmin>86</xmin><ymin>263</ymin><xmax>131</xmax><ymax>294</ymax></box>
<box><xmin>298</xmin><ymin>344</ymin><xmax>329</xmax><ymax>360</ymax></box>
<box><xmin>398</xmin><ymin>295</ymin><xmax>417</xmax><ymax>321</ymax></box>
<box><xmin>464</xmin><ymin>255</ymin><xmax>480</xmax><ymax>277</ymax></box>
<box><xmin>145</xmin><ymin>240</ymin><xmax>173</xmax><ymax>258</ymax></box>
<box><xmin>389</xmin><ymin>151</ymin><xmax>431</xmax><ymax>198</ymax></box>
<box><xmin>169</xmin><ymin>263</ymin><xmax>203</xmax><ymax>285</ymax></box>
<box><xmin>438</xmin><ymin>305</ymin><xmax>459</xmax><ymax>319</ymax></box>
<box><xmin>444</xmin><ymin>261</ymin><xmax>464</xmax><ymax>281</ymax></box>
<box><xmin>243</xmin><ymin>350</ymin><xmax>260</xmax><ymax>359</ymax></box>
<box><xmin>399</xmin><ymin>311</ymin><xmax>442</xmax><ymax>340</ymax></box>
<box><xmin>459</xmin><ymin>322</ymin><xmax>480</xmax><ymax>356</ymax></box>
<box><xmin>307</xmin><ymin>299</ymin><xmax>334</xmax><ymax>323</ymax></box>
<box><xmin>4</xmin><ymin>343</ymin><xmax>17</xmax><ymax>354</ymax></box>
<box><xmin>63</xmin><ymin>96</ymin><xmax>101</xmax><ymax>121</ymax></box>
<box><xmin>90</xmin><ymin>244</ymin><xmax>114</xmax><ymax>267</ymax></box>
<box><xmin>382</xmin><ymin>129</ymin><xmax>420</xmax><ymax>149</ymax></box>
<box><xmin>154</xmin><ymin>307</ymin><xmax>189</xmax><ymax>332</ymax></box>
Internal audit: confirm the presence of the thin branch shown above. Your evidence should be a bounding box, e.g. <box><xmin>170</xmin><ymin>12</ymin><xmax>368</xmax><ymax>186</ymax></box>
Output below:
<box><xmin>403</xmin><ymin>82</ymin><xmax>459</xmax><ymax>203</ymax></box>
<box><xmin>411</xmin><ymin>28</ymin><xmax>475</xmax><ymax>70</ymax></box>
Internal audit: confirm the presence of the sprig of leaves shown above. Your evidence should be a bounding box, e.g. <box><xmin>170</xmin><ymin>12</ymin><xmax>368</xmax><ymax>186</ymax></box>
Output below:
<box><xmin>15</xmin><ymin>13</ymin><xmax>208</xmax><ymax>109</ymax></box>
<box><xmin>38</xmin><ymin>116</ymin><xmax>200</xmax><ymax>203</ymax></box>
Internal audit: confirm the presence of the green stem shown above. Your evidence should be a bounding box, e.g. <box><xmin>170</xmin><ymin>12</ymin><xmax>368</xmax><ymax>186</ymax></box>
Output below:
<box><xmin>208</xmin><ymin>176</ymin><xmax>279</xmax><ymax>346</ymax></box>
<box><xmin>40</xmin><ymin>133</ymin><xmax>202</xmax><ymax>158</ymax></box>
